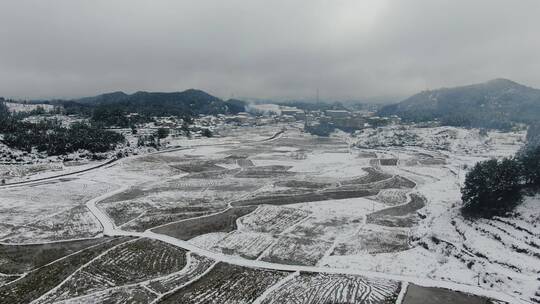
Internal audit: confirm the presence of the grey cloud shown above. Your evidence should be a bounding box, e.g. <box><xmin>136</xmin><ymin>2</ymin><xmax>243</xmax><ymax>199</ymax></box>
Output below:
<box><xmin>1</xmin><ymin>0</ymin><xmax>539</xmax><ymax>100</ymax></box>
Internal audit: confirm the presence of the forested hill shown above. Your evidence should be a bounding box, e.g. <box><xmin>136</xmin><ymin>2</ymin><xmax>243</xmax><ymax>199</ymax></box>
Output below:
<box><xmin>378</xmin><ymin>79</ymin><xmax>540</xmax><ymax>129</ymax></box>
<box><xmin>74</xmin><ymin>89</ymin><xmax>246</xmax><ymax>117</ymax></box>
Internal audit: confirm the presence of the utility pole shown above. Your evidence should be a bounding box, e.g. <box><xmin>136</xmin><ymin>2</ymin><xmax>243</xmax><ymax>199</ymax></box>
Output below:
<box><xmin>474</xmin><ymin>272</ymin><xmax>481</xmax><ymax>286</ymax></box>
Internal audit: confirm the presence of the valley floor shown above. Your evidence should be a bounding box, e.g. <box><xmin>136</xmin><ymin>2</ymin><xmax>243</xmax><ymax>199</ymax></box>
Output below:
<box><xmin>0</xmin><ymin>124</ymin><xmax>536</xmax><ymax>304</ymax></box>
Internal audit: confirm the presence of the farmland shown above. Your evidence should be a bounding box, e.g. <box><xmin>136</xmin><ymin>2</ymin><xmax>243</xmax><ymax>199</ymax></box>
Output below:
<box><xmin>0</xmin><ymin>237</ymin><xmax>113</xmax><ymax>274</ymax></box>
<box><xmin>0</xmin><ymin>125</ymin><xmax>531</xmax><ymax>303</ymax></box>
<box><xmin>0</xmin><ymin>237</ymin><xmax>130</xmax><ymax>304</ymax></box>
<box><xmin>36</xmin><ymin>238</ymin><xmax>187</xmax><ymax>303</ymax></box>
<box><xmin>259</xmin><ymin>272</ymin><xmax>400</xmax><ymax>304</ymax></box>
<box><xmin>159</xmin><ymin>263</ymin><xmax>290</xmax><ymax>304</ymax></box>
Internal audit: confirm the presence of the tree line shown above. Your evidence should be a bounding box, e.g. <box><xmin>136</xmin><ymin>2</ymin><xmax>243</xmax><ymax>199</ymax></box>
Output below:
<box><xmin>0</xmin><ymin>102</ymin><xmax>124</xmax><ymax>156</ymax></box>
<box><xmin>461</xmin><ymin>124</ymin><xmax>540</xmax><ymax>218</ymax></box>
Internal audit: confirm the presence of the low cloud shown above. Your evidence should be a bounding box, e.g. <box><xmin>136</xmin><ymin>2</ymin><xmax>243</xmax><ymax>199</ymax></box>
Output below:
<box><xmin>1</xmin><ymin>0</ymin><xmax>539</xmax><ymax>100</ymax></box>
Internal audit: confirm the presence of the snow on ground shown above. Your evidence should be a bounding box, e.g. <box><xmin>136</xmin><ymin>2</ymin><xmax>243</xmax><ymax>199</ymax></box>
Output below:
<box><xmin>188</xmin><ymin>232</ymin><xmax>230</xmax><ymax>250</ymax></box>
<box><xmin>0</xmin><ymin>124</ymin><xmax>534</xmax><ymax>303</ymax></box>
<box><xmin>0</xmin><ymin>178</ymin><xmax>117</xmax><ymax>243</ymax></box>
<box><xmin>354</xmin><ymin>125</ymin><xmax>525</xmax><ymax>156</ymax></box>
<box><xmin>290</xmin><ymin>197</ymin><xmax>387</xmax><ymax>218</ymax></box>
<box><xmin>321</xmin><ymin>127</ymin><xmax>538</xmax><ymax>302</ymax></box>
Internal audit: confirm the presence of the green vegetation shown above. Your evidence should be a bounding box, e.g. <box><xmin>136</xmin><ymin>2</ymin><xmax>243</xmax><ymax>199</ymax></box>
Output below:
<box><xmin>461</xmin><ymin>124</ymin><xmax>540</xmax><ymax>218</ymax></box>
<box><xmin>461</xmin><ymin>158</ymin><xmax>523</xmax><ymax>218</ymax></box>
<box><xmin>91</xmin><ymin>105</ymin><xmax>147</xmax><ymax>127</ymax></box>
<box><xmin>1</xmin><ymin>101</ymin><xmax>125</xmax><ymax>156</ymax></box>
<box><xmin>526</xmin><ymin>122</ymin><xmax>540</xmax><ymax>145</ymax></box>
<box><xmin>80</xmin><ymin>89</ymin><xmax>244</xmax><ymax>127</ymax></box>
<box><xmin>156</xmin><ymin>127</ymin><xmax>170</xmax><ymax>139</ymax></box>
<box><xmin>2</xmin><ymin>119</ymin><xmax>125</xmax><ymax>155</ymax></box>
<box><xmin>202</xmin><ymin>128</ymin><xmax>213</xmax><ymax>137</ymax></box>
<box><xmin>0</xmin><ymin>100</ymin><xmax>9</xmax><ymax>122</ymax></box>
<box><xmin>518</xmin><ymin>124</ymin><xmax>540</xmax><ymax>189</ymax></box>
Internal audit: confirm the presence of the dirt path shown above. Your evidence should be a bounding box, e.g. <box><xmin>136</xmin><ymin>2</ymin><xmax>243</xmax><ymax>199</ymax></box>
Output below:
<box><xmin>0</xmin><ymin>129</ymin><xmax>285</xmax><ymax>189</ymax></box>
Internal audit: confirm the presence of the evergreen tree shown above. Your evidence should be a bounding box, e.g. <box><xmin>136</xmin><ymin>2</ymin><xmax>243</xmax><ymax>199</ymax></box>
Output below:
<box><xmin>517</xmin><ymin>146</ymin><xmax>540</xmax><ymax>189</ymax></box>
<box><xmin>461</xmin><ymin>158</ymin><xmax>522</xmax><ymax>218</ymax></box>
<box><xmin>157</xmin><ymin>128</ymin><xmax>169</xmax><ymax>139</ymax></box>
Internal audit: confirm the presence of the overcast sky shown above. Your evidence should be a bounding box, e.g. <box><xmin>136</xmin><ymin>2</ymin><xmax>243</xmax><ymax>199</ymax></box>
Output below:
<box><xmin>1</xmin><ymin>0</ymin><xmax>539</xmax><ymax>101</ymax></box>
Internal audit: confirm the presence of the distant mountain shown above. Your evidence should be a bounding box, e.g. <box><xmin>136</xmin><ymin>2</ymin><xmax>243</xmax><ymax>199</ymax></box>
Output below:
<box><xmin>76</xmin><ymin>91</ymin><xmax>129</xmax><ymax>105</ymax></box>
<box><xmin>74</xmin><ymin>89</ymin><xmax>246</xmax><ymax>117</ymax></box>
<box><xmin>378</xmin><ymin>79</ymin><xmax>540</xmax><ymax>129</ymax></box>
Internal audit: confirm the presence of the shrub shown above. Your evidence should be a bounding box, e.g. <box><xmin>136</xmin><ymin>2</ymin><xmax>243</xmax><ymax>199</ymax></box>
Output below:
<box><xmin>157</xmin><ymin>128</ymin><xmax>170</xmax><ymax>139</ymax></box>
<box><xmin>202</xmin><ymin>129</ymin><xmax>213</xmax><ymax>138</ymax></box>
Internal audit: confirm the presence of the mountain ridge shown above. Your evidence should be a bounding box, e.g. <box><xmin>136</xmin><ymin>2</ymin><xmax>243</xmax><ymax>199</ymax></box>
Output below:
<box><xmin>378</xmin><ymin>79</ymin><xmax>540</xmax><ymax>129</ymax></box>
<box><xmin>72</xmin><ymin>88</ymin><xmax>246</xmax><ymax>117</ymax></box>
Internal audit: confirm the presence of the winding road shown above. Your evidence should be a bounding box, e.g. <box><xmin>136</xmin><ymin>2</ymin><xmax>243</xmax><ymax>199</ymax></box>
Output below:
<box><xmin>3</xmin><ymin>127</ymin><xmax>530</xmax><ymax>303</ymax></box>
<box><xmin>82</xmin><ymin>135</ymin><xmax>526</xmax><ymax>304</ymax></box>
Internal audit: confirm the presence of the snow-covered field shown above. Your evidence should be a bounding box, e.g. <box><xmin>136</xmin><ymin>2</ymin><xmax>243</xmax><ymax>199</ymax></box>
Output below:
<box><xmin>0</xmin><ymin>125</ymin><xmax>533</xmax><ymax>303</ymax></box>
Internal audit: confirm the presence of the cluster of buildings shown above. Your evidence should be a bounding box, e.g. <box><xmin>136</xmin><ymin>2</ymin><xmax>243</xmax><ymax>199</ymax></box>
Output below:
<box><xmin>222</xmin><ymin>105</ymin><xmax>401</xmax><ymax>132</ymax></box>
<box><xmin>117</xmin><ymin>106</ymin><xmax>402</xmax><ymax>145</ymax></box>
<box><xmin>279</xmin><ymin>107</ymin><xmax>400</xmax><ymax>131</ymax></box>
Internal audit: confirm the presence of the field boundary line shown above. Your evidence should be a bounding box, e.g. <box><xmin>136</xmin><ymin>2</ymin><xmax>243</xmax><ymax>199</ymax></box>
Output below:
<box><xmin>146</xmin><ymin>206</ymin><xmax>232</xmax><ymax>232</ymax></box>
<box><xmin>0</xmin><ymin>235</ymin><xmax>105</xmax><ymax>246</ymax></box>
<box><xmin>1</xmin><ymin>238</ymin><xmax>119</xmax><ymax>289</ymax></box>
<box><xmin>145</xmin><ymin>251</ymin><xmax>194</xmax><ymax>295</ymax></box>
<box><xmin>29</xmin><ymin>238</ymin><xmax>137</xmax><ymax>304</ymax></box>
<box><xmin>148</xmin><ymin>260</ymin><xmax>219</xmax><ymax>304</ymax></box>
<box><xmin>252</xmin><ymin>271</ymin><xmax>299</xmax><ymax>304</ymax></box>
<box><xmin>50</xmin><ymin>251</ymin><xmax>196</xmax><ymax>304</ymax></box>
<box><xmin>395</xmin><ymin>281</ymin><xmax>409</xmax><ymax>304</ymax></box>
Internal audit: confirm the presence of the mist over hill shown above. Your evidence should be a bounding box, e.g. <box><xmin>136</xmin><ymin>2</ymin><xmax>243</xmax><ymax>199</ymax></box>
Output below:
<box><xmin>378</xmin><ymin>79</ymin><xmax>540</xmax><ymax>129</ymax></box>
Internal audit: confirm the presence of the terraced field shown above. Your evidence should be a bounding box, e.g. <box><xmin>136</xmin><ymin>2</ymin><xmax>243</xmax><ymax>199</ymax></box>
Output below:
<box><xmin>232</xmin><ymin>188</ymin><xmax>380</xmax><ymax>206</ymax></box>
<box><xmin>237</xmin><ymin>205</ymin><xmax>310</xmax><ymax>233</ymax></box>
<box><xmin>372</xmin><ymin>189</ymin><xmax>410</xmax><ymax>206</ymax></box>
<box><xmin>260</xmin><ymin>272</ymin><xmax>401</xmax><ymax>304</ymax></box>
<box><xmin>38</xmin><ymin>238</ymin><xmax>187</xmax><ymax>303</ymax></box>
<box><xmin>0</xmin><ymin>237</ymin><xmax>112</xmax><ymax>274</ymax></box>
<box><xmin>159</xmin><ymin>263</ymin><xmax>290</xmax><ymax>304</ymax></box>
<box><xmin>0</xmin><ymin>237</ymin><xmax>131</xmax><ymax>304</ymax></box>
<box><xmin>332</xmin><ymin>225</ymin><xmax>411</xmax><ymax>255</ymax></box>
<box><xmin>152</xmin><ymin>206</ymin><xmax>257</xmax><ymax>240</ymax></box>
<box><xmin>211</xmin><ymin>231</ymin><xmax>276</xmax><ymax>259</ymax></box>
<box><xmin>260</xmin><ymin>236</ymin><xmax>334</xmax><ymax>266</ymax></box>
<box><xmin>366</xmin><ymin>194</ymin><xmax>426</xmax><ymax>227</ymax></box>
<box><xmin>55</xmin><ymin>286</ymin><xmax>157</xmax><ymax>304</ymax></box>
<box><xmin>148</xmin><ymin>253</ymin><xmax>216</xmax><ymax>294</ymax></box>
<box><xmin>3</xmin><ymin>206</ymin><xmax>103</xmax><ymax>243</ymax></box>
